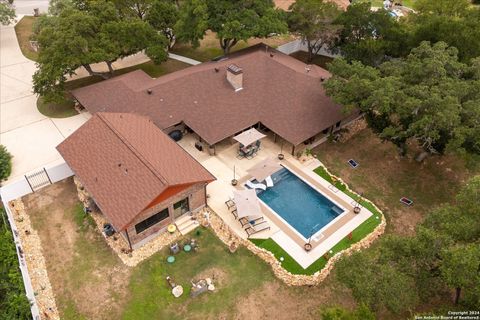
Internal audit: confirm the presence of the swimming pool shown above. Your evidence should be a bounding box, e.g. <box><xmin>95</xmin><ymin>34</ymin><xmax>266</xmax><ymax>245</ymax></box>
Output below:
<box><xmin>253</xmin><ymin>167</ymin><xmax>344</xmax><ymax>239</ymax></box>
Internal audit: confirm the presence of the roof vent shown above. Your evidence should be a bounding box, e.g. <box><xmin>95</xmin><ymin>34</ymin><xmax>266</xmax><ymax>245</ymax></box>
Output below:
<box><xmin>226</xmin><ymin>64</ymin><xmax>243</xmax><ymax>92</ymax></box>
<box><xmin>270</xmin><ymin>53</ymin><xmax>274</xmax><ymax>58</ymax></box>
<box><xmin>305</xmin><ymin>65</ymin><xmax>311</xmax><ymax>73</ymax></box>
<box><xmin>147</xmin><ymin>89</ymin><xmax>153</xmax><ymax>95</ymax></box>
<box><xmin>214</xmin><ymin>67</ymin><xmax>219</xmax><ymax>73</ymax></box>
<box><xmin>320</xmin><ymin>77</ymin><xmax>325</xmax><ymax>82</ymax></box>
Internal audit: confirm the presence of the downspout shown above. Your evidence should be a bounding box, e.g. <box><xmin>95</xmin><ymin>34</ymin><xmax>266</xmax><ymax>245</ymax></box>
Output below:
<box><xmin>125</xmin><ymin>229</ymin><xmax>133</xmax><ymax>251</ymax></box>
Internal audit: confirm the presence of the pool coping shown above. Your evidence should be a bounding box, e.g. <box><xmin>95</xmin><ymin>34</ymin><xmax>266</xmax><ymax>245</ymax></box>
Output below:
<box><xmin>246</xmin><ymin>164</ymin><xmax>349</xmax><ymax>245</ymax></box>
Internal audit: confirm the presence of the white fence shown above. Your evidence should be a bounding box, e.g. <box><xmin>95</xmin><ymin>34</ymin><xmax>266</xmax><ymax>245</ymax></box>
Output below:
<box><xmin>0</xmin><ymin>161</ymin><xmax>74</xmax><ymax>320</ymax></box>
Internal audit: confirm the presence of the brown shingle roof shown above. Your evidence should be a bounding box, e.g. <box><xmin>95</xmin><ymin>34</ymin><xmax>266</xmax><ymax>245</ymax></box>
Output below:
<box><xmin>57</xmin><ymin>112</ymin><xmax>215</xmax><ymax>231</ymax></box>
<box><xmin>72</xmin><ymin>43</ymin><xmax>350</xmax><ymax>146</ymax></box>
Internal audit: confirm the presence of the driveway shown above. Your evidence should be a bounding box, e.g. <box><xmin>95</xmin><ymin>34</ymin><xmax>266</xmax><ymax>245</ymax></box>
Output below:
<box><xmin>0</xmin><ymin>18</ymin><xmax>90</xmax><ymax>184</ymax></box>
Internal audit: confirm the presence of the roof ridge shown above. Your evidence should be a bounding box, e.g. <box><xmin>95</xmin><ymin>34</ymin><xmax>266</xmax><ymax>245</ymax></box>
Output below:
<box><xmin>97</xmin><ymin>113</ymin><xmax>170</xmax><ymax>186</ymax></box>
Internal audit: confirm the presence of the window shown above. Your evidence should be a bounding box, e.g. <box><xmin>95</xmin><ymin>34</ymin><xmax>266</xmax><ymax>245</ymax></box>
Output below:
<box><xmin>135</xmin><ymin>208</ymin><xmax>169</xmax><ymax>234</ymax></box>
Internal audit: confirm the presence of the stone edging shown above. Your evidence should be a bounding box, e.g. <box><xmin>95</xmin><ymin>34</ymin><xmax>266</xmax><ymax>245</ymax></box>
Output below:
<box><xmin>8</xmin><ymin>199</ymin><xmax>60</xmax><ymax>320</ymax></box>
<box><xmin>199</xmin><ymin>162</ymin><xmax>386</xmax><ymax>286</ymax></box>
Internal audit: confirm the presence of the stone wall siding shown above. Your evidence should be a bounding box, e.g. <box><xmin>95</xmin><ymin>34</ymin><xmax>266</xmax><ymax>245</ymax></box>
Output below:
<box><xmin>126</xmin><ymin>183</ymin><xmax>206</xmax><ymax>245</ymax></box>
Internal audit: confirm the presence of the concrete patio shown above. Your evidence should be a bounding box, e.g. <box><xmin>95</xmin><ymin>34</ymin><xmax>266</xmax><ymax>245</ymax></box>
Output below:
<box><xmin>177</xmin><ymin>130</ymin><xmax>373</xmax><ymax>269</ymax></box>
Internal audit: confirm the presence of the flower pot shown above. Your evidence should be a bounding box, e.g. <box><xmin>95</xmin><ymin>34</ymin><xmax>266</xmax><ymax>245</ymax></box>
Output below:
<box><xmin>278</xmin><ymin>153</ymin><xmax>284</xmax><ymax>160</ymax></box>
<box><xmin>304</xmin><ymin>243</ymin><xmax>312</xmax><ymax>251</ymax></box>
<box><xmin>353</xmin><ymin>207</ymin><xmax>361</xmax><ymax>214</ymax></box>
<box><xmin>231</xmin><ymin>179</ymin><xmax>238</xmax><ymax>186</ymax></box>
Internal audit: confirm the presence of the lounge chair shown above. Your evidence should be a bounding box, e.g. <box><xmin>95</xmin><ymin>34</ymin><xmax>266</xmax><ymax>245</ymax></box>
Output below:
<box><xmin>265</xmin><ymin>176</ymin><xmax>274</xmax><ymax>188</ymax></box>
<box><xmin>245</xmin><ymin>180</ymin><xmax>267</xmax><ymax>191</ymax></box>
<box><xmin>239</xmin><ymin>216</ymin><xmax>264</xmax><ymax>227</ymax></box>
<box><xmin>245</xmin><ymin>221</ymin><xmax>270</xmax><ymax>237</ymax></box>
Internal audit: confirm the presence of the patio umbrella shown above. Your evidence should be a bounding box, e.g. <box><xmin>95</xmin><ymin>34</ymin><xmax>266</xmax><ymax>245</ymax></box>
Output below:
<box><xmin>247</xmin><ymin>157</ymin><xmax>282</xmax><ymax>182</ymax></box>
<box><xmin>233</xmin><ymin>189</ymin><xmax>262</xmax><ymax>219</ymax></box>
<box><xmin>233</xmin><ymin>128</ymin><xmax>266</xmax><ymax>146</ymax></box>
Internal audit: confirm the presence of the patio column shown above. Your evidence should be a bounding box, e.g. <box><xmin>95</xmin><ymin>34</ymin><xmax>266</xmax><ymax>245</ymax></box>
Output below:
<box><xmin>292</xmin><ymin>144</ymin><xmax>296</xmax><ymax>156</ymax></box>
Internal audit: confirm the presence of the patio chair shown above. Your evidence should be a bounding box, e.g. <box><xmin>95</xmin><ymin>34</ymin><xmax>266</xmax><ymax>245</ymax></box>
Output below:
<box><xmin>245</xmin><ymin>148</ymin><xmax>255</xmax><ymax>160</ymax></box>
<box><xmin>239</xmin><ymin>216</ymin><xmax>264</xmax><ymax>227</ymax></box>
<box><xmin>245</xmin><ymin>221</ymin><xmax>270</xmax><ymax>238</ymax></box>
<box><xmin>236</xmin><ymin>149</ymin><xmax>245</xmax><ymax>160</ymax></box>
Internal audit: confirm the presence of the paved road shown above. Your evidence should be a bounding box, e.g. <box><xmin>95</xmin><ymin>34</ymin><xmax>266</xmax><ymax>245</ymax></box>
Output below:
<box><xmin>0</xmin><ymin>17</ymin><xmax>90</xmax><ymax>184</ymax></box>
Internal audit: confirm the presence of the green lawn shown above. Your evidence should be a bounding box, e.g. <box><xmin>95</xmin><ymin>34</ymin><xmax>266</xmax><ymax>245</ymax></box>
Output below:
<box><xmin>37</xmin><ymin>95</ymin><xmax>78</xmax><ymax>118</ymax></box>
<box><xmin>14</xmin><ymin>16</ymin><xmax>39</xmax><ymax>61</ymax></box>
<box><xmin>123</xmin><ymin>229</ymin><xmax>275</xmax><ymax>320</ymax></box>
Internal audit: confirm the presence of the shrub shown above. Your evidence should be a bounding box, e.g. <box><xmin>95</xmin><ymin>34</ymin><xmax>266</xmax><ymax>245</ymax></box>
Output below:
<box><xmin>0</xmin><ymin>145</ymin><xmax>12</xmax><ymax>182</ymax></box>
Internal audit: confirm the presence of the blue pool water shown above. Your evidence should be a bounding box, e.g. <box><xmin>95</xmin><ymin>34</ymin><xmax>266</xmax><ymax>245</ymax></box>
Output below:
<box><xmin>254</xmin><ymin>167</ymin><xmax>343</xmax><ymax>238</ymax></box>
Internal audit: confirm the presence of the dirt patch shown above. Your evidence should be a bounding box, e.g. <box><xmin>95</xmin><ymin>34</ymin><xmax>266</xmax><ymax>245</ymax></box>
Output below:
<box><xmin>196</xmin><ymin>267</ymin><xmax>229</xmax><ymax>288</ymax></box>
<box><xmin>314</xmin><ymin>128</ymin><xmax>476</xmax><ymax>236</ymax></box>
<box><xmin>23</xmin><ymin>179</ymin><xmax>132</xmax><ymax>319</ymax></box>
<box><xmin>234</xmin><ymin>280</ymin><xmax>355</xmax><ymax>320</ymax></box>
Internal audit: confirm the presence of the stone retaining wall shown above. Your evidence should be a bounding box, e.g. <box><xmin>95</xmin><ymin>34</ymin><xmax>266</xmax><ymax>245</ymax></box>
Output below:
<box><xmin>8</xmin><ymin>199</ymin><xmax>60</xmax><ymax>320</ymax></box>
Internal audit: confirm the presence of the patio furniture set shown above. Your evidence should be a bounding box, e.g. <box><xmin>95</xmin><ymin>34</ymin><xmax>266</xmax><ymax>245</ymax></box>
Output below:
<box><xmin>234</xmin><ymin>128</ymin><xmax>266</xmax><ymax>160</ymax></box>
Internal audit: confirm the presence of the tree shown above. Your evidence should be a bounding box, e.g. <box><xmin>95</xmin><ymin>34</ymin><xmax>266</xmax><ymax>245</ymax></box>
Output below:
<box><xmin>0</xmin><ymin>145</ymin><xmax>12</xmax><ymax>183</ymax></box>
<box><xmin>333</xmin><ymin>2</ymin><xmax>408</xmax><ymax>66</ymax></box>
<box><xmin>32</xmin><ymin>1</ymin><xmax>168</xmax><ymax>101</ymax></box>
<box><xmin>414</xmin><ymin>0</ymin><xmax>470</xmax><ymax>18</ymax></box>
<box><xmin>113</xmin><ymin>0</ymin><xmax>152</xmax><ymax>19</ymax></box>
<box><xmin>324</xmin><ymin>41</ymin><xmax>480</xmax><ymax>156</ymax></box>
<box><xmin>0</xmin><ymin>0</ymin><xmax>15</xmax><ymax>25</ymax></box>
<box><xmin>440</xmin><ymin>244</ymin><xmax>480</xmax><ymax>305</ymax></box>
<box><xmin>335</xmin><ymin>251</ymin><xmax>419</xmax><ymax>313</ymax></box>
<box><xmin>175</xmin><ymin>0</ymin><xmax>287</xmax><ymax>54</ymax></box>
<box><xmin>0</xmin><ymin>209</ymin><xmax>31</xmax><ymax>320</ymax></box>
<box><xmin>146</xmin><ymin>0</ymin><xmax>178</xmax><ymax>49</ymax></box>
<box><xmin>287</xmin><ymin>0</ymin><xmax>341</xmax><ymax>62</ymax></box>
<box><xmin>409</xmin><ymin>2</ymin><xmax>480</xmax><ymax>63</ymax></box>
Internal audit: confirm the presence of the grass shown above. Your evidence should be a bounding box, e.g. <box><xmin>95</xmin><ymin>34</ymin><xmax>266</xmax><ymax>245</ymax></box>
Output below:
<box><xmin>122</xmin><ymin>228</ymin><xmax>275</xmax><ymax>320</ymax></box>
<box><xmin>14</xmin><ymin>16</ymin><xmax>39</xmax><ymax>61</ymax></box>
<box><xmin>251</xmin><ymin>164</ymin><xmax>382</xmax><ymax>275</ymax></box>
<box><xmin>37</xmin><ymin>95</ymin><xmax>78</xmax><ymax>118</ymax></box>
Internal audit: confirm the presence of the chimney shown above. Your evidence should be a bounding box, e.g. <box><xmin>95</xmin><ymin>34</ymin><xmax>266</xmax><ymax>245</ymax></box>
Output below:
<box><xmin>226</xmin><ymin>64</ymin><xmax>243</xmax><ymax>92</ymax></box>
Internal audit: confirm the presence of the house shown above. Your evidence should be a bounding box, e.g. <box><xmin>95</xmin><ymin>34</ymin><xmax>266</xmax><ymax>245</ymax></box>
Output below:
<box><xmin>57</xmin><ymin>112</ymin><xmax>215</xmax><ymax>249</ymax></box>
<box><xmin>72</xmin><ymin>44</ymin><xmax>359</xmax><ymax>155</ymax></box>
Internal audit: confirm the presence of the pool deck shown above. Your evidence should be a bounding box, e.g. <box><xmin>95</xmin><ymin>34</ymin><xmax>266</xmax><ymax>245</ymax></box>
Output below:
<box><xmin>177</xmin><ymin>132</ymin><xmax>373</xmax><ymax>269</ymax></box>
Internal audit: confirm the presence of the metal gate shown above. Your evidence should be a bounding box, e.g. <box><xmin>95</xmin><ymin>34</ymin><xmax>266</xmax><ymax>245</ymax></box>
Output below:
<box><xmin>24</xmin><ymin>168</ymin><xmax>52</xmax><ymax>192</ymax></box>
